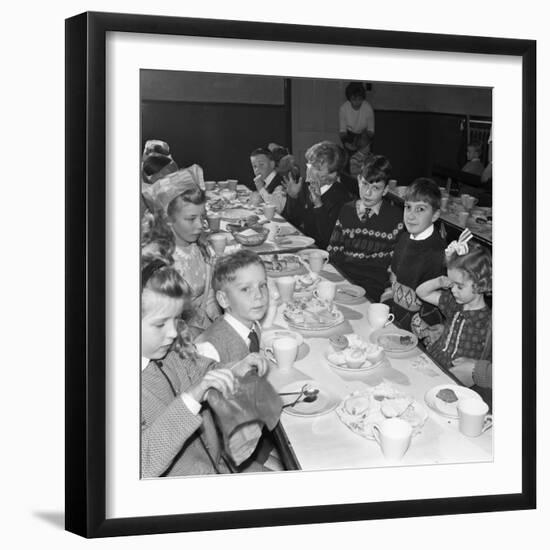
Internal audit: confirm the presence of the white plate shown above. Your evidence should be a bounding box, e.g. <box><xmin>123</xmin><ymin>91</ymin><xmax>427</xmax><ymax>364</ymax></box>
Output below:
<box><xmin>261</xmin><ymin>329</ymin><xmax>304</xmax><ymax>348</ymax></box>
<box><xmin>280</xmin><ymin>380</ymin><xmax>340</xmax><ymax>417</ymax></box>
<box><xmin>221</xmin><ymin>207</ymin><xmax>256</xmax><ymax>221</ymax></box>
<box><xmin>275</xmin><ymin>235</ymin><xmax>315</xmax><ymax>249</ymax></box>
<box><xmin>337</xmin><ymin>385</ymin><xmax>429</xmax><ymax>439</ymax></box>
<box><xmin>284</xmin><ymin>303</ymin><xmax>344</xmax><ymax>331</ymax></box>
<box><xmin>370</xmin><ymin>327</ymin><xmax>418</xmax><ymax>354</ymax></box>
<box><xmin>424</xmin><ymin>384</ymin><xmax>483</xmax><ymax>419</ymax></box>
<box><xmin>325</xmin><ymin>350</ymin><xmax>385</xmax><ymax>373</ymax></box>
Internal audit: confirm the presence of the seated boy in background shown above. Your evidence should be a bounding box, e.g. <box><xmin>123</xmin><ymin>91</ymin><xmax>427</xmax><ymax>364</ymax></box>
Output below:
<box><xmin>284</xmin><ymin>141</ymin><xmax>354</xmax><ymax>249</ymax></box>
<box><xmin>385</xmin><ymin>178</ymin><xmax>446</xmax><ymax>341</ymax></box>
<box><xmin>328</xmin><ymin>155</ymin><xmax>404</xmax><ymax>302</ymax></box>
<box><xmin>250</xmin><ymin>147</ymin><xmax>287</xmax><ymax>213</ymax></box>
<box><xmin>461</xmin><ymin>141</ymin><xmax>485</xmax><ymax>177</ymax></box>
<box><xmin>196</xmin><ymin>250</ymin><xmax>277</xmax><ymax>363</ymax></box>
<box><xmin>349</xmin><ymin>130</ymin><xmax>374</xmax><ymax>177</ymax></box>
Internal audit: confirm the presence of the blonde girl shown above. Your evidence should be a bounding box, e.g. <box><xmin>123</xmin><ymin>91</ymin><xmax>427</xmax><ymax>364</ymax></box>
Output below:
<box><xmin>142</xmin><ymin>167</ymin><xmax>221</xmax><ymax>334</ymax></box>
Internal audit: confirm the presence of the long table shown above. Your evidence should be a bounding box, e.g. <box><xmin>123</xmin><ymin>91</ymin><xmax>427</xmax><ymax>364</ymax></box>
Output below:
<box><xmin>206</xmin><ymin>184</ymin><xmax>493</xmax><ymax>471</ymax></box>
<box><xmin>265</xmin><ymin>261</ymin><xmax>493</xmax><ymax>471</ymax></box>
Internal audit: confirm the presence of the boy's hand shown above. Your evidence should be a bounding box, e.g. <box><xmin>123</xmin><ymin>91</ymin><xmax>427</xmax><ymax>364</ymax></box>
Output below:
<box><xmin>449</xmin><ymin>357</ymin><xmax>475</xmax><ymax>387</ymax></box>
<box><xmin>380</xmin><ymin>287</ymin><xmax>394</xmax><ymax>303</ymax></box>
<box><xmin>423</xmin><ymin>323</ymin><xmax>444</xmax><ymax>346</ymax></box>
<box><xmin>284</xmin><ymin>173</ymin><xmax>303</xmax><ymax>198</ymax></box>
<box><xmin>308</xmin><ymin>181</ymin><xmax>323</xmax><ymax>208</ymax></box>
<box><xmin>232</xmin><ymin>353</ymin><xmax>269</xmax><ymax>377</ymax></box>
<box><xmin>188</xmin><ymin>368</ymin><xmax>235</xmax><ymax>402</ymax></box>
<box><xmin>253</xmin><ymin>175</ymin><xmax>264</xmax><ymax>191</ymax></box>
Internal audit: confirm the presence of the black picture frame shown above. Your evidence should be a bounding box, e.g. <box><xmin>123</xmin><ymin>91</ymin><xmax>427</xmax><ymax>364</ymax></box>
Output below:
<box><xmin>65</xmin><ymin>11</ymin><xmax>536</xmax><ymax>538</ymax></box>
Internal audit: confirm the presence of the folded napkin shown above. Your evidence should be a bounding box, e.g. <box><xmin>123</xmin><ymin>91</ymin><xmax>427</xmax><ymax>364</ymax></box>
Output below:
<box><xmin>207</xmin><ymin>372</ymin><xmax>283</xmax><ymax>466</ymax></box>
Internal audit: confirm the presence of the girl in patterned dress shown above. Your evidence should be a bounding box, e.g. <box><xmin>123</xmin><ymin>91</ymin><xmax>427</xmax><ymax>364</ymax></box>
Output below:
<box><xmin>142</xmin><ymin>167</ymin><xmax>221</xmax><ymax>335</ymax></box>
<box><xmin>416</xmin><ymin>231</ymin><xmax>492</xmax><ymax>373</ymax></box>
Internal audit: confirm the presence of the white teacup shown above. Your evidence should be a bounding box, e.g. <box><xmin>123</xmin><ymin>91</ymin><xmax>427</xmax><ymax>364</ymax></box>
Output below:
<box><xmin>275</xmin><ymin>276</ymin><xmax>295</xmax><ymax>303</ymax></box>
<box><xmin>460</xmin><ymin>194</ymin><xmax>479</xmax><ymax>210</ymax></box>
<box><xmin>367</xmin><ymin>303</ymin><xmax>395</xmax><ymax>329</ymax></box>
<box><xmin>315</xmin><ymin>280</ymin><xmax>336</xmax><ymax>302</ymax></box>
<box><xmin>458</xmin><ymin>211</ymin><xmax>470</xmax><ymax>226</ymax></box>
<box><xmin>264</xmin><ymin>337</ymin><xmax>298</xmax><ymax>370</ymax></box>
<box><xmin>372</xmin><ymin>417</ymin><xmax>413</xmax><ymax>460</ymax></box>
<box><xmin>304</xmin><ymin>250</ymin><xmax>329</xmax><ymax>273</ymax></box>
<box><xmin>209</xmin><ymin>233</ymin><xmax>227</xmax><ymax>256</ymax></box>
<box><xmin>263</xmin><ymin>203</ymin><xmax>276</xmax><ymax>221</ymax></box>
<box><xmin>458</xmin><ymin>398</ymin><xmax>493</xmax><ymax>437</ymax></box>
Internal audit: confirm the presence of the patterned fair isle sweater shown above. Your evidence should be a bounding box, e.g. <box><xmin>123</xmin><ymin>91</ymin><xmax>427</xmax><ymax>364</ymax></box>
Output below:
<box><xmin>327</xmin><ymin>199</ymin><xmax>405</xmax><ymax>301</ymax></box>
<box><xmin>389</xmin><ymin>228</ymin><xmax>446</xmax><ymax>331</ymax></box>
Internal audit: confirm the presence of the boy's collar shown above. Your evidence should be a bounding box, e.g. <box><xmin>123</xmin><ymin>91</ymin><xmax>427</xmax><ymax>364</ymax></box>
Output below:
<box><xmin>410</xmin><ymin>224</ymin><xmax>434</xmax><ymax>241</ymax></box>
<box><xmin>224</xmin><ymin>313</ymin><xmax>259</xmax><ymax>341</ymax></box>
<box><xmin>264</xmin><ymin>171</ymin><xmax>276</xmax><ymax>185</ymax></box>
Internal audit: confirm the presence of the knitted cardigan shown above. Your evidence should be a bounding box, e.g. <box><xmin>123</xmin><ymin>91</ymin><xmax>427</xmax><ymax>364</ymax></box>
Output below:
<box><xmin>327</xmin><ymin>199</ymin><xmax>404</xmax><ymax>301</ymax></box>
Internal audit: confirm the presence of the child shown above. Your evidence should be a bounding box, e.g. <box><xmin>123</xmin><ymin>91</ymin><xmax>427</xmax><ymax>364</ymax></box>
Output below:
<box><xmin>461</xmin><ymin>141</ymin><xmax>485</xmax><ymax>176</ymax></box>
<box><xmin>416</xmin><ymin>231</ymin><xmax>492</xmax><ymax>378</ymax></box>
<box><xmin>140</xmin><ymin>257</ymin><xmax>269</xmax><ymax>478</ymax></box>
<box><xmin>327</xmin><ymin>155</ymin><xmax>404</xmax><ymax>302</ymax></box>
<box><xmin>386</xmin><ymin>178</ymin><xmax>447</xmax><ymax>334</ymax></box>
<box><xmin>250</xmin><ymin>147</ymin><xmax>287</xmax><ymax>213</ymax></box>
<box><xmin>196</xmin><ymin>250</ymin><xmax>278</xmax><ymax>363</ymax></box>
<box><xmin>142</xmin><ymin>168</ymin><xmax>221</xmax><ymax>334</ymax></box>
<box><xmin>284</xmin><ymin>141</ymin><xmax>354</xmax><ymax>248</ymax></box>
<box><xmin>349</xmin><ymin>130</ymin><xmax>374</xmax><ymax>177</ymax></box>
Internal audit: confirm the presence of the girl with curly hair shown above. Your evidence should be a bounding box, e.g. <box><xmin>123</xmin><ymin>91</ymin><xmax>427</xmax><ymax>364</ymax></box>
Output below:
<box><xmin>416</xmin><ymin>231</ymin><xmax>492</xmax><ymax>375</ymax></box>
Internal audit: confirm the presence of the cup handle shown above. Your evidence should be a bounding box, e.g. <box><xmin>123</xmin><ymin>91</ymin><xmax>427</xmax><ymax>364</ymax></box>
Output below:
<box><xmin>481</xmin><ymin>414</ymin><xmax>493</xmax><ymax>433</ymax></box>
<box><xmin>384</xmin><ymin>313</ymin><xmax>395</xmax><ymax>327</ymax></box>
<box><xmin>264</xmin><ymin>348</ymin><xmax>276</xmax><ymax>363</ymax></box>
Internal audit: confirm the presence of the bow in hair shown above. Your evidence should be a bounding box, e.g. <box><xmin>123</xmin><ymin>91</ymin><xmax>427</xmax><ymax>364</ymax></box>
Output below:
<box><xmin>445</xmin><ymin>228</ymin><xmax>473</xmax><ymax>257</ymax></box>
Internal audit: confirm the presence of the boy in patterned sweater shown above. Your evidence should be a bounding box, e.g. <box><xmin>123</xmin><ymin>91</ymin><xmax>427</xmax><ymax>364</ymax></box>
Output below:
<box><xmin>386</xmin><ymin>178</ymin><xmax>446</xmax><ymax>338</ymax></box>
<box><xmin>327</xmin><ymin>155</ymin><xmax>404</xmax><ymax>302</ymax></box>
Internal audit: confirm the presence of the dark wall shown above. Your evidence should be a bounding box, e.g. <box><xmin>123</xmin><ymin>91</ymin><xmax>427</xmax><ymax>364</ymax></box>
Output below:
<box><xmin>141</xmin><ymin>101</ymin><xmax>288</xmax><ymax>185</ymax></box>
<box><xmin>373</xmin><ymin>111</ymin><xmax>465</xmax><ymax>186</ymax></box>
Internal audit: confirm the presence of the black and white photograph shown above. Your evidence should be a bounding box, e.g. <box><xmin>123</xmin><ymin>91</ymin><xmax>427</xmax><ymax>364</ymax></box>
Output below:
<box><xmin>139</xmin><ymin>70</ymin><xmax>494</xmax><ymax>478</ymax></box>
<box><xmin>5</xmin><ymin>1</ymin><xmax>546</xmax><ymax>548</ymax></box>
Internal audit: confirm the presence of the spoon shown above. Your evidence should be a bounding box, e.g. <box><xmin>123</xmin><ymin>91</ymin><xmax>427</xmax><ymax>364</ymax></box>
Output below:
<box><xmin>282</xmin><ymin>394</ymin><xmax>319</xmax><ymax>409</ymax></box>
<box><xmin>279</xmin><ymin>385</ymin><xmax>320</xmax><ymax>399</ymax></box>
